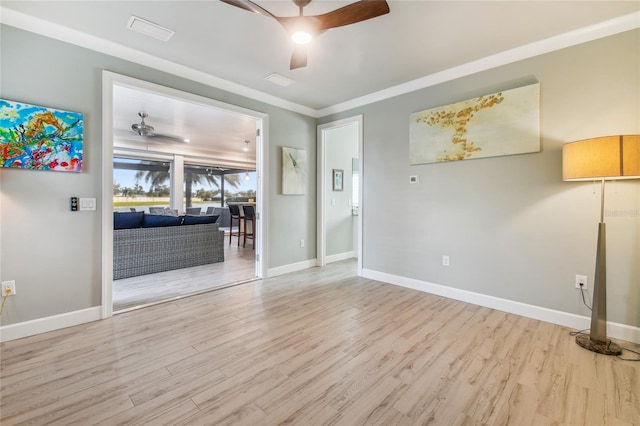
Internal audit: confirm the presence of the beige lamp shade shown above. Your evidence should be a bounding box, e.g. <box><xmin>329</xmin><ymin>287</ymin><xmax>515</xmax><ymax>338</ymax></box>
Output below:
<box><xmin>562</xmin><ymin>135</ymin><xmax>640</xmax><ymax>181</ymax></box>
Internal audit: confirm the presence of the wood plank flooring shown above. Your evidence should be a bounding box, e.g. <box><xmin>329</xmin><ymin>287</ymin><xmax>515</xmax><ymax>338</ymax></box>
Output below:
<box><xmin>1</xmin><ymin>260</ymin><xmax>639</xmax><ymax>425</ymax></box>
<box><xmin>113</xmin><ymin>241</ymin><xmax>256</xmax><ymax>311</ymax></box>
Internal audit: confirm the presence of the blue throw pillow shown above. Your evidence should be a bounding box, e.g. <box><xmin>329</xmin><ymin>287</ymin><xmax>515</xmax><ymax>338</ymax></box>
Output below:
<box><xmin>143</xmin><ymin>214</ymin><xmax>183</xmax><ymax>228</ymax></box>
<box><xmin>183</xmin><ymin>214</ymin><xmax>220</xmax><ymax>225</ymax></box>
<box><xmin>114</xmin><ymin>211</ymin><xmax>145</xmax><ymax>229</ymax></box>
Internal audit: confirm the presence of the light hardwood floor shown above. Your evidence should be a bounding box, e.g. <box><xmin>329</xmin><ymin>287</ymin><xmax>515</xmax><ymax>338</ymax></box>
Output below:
<box><xmin>113</xmin><ymin>241</ymin><xmax>256</xmax><ymax>311</ymax></box>
<box><xmin>1</xmin><ymin>260</ymin><xmax>639</xmax><ymax>425</ymax></box>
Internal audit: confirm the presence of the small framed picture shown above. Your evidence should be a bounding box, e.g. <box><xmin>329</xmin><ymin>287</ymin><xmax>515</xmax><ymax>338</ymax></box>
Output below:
<box><xmin>332</xmin><ymin>169</ymin><xmax>344</xmax><ymax>191</ymax></box>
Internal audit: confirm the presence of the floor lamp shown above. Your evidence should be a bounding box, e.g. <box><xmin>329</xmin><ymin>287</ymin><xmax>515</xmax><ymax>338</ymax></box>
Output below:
<box><xmin>562</xmin><ymin>135</ymin><xmax>640</xmax><ymax>355</ymax></box>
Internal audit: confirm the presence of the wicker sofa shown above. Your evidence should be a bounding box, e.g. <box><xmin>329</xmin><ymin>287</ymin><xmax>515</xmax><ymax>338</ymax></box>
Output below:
<box><xmin>113</xmin><ymin>212</ymin><xmax>224</xmax><ymax>280</ymax></box>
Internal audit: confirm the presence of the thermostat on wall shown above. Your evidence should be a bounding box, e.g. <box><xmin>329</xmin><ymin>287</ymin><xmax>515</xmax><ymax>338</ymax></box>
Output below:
<box><xmin>409</xmin><ymin>175</ymin><xmax>419</xmax><ymax>184</ymax></box>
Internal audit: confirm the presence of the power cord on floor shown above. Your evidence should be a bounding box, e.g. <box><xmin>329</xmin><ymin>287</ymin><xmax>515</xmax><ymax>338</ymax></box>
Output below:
<box><xmin>570</xmin><ymin>329</ymin><xmax>640</xmax><ymax>361</ymax></box>
<box><xmin>0</xmin><ymin>287</ymin><xmax>11</xmax><ymax>316</ymax></box>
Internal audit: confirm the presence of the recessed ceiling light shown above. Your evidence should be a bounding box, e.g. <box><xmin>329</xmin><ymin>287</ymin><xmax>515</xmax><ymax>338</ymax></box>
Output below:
<box><xmin>127</xmin><ymin>15</ymin><xmax>175</xmax><ymax>42</ymax></box>
<box><xmin>264</xmin><ymin>73</ymin><xmax>296</xmax><ymax>87</ymax></box>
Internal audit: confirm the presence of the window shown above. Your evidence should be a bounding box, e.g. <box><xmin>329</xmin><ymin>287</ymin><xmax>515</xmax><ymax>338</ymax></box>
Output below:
<box><xmin>113</xmin><ymin>157</ymin><xmax>171</xmax><ymax>213</ymax></box>
<box><xmin>183</xmin><ymin>164</ymin><xmax>221</xmax><ymax>212</ymax></box>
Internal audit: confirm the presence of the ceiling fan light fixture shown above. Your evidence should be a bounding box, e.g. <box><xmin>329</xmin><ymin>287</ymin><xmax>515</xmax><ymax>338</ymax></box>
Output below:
<box><xmin>221</xmin><ymin>0</ymin><xmax>390</xmax><ymax>69</ymax></box>
<box><xmin>291</xmin><ymin>31</ymin><xmax>312</xmax><ymax>45</ymax></box>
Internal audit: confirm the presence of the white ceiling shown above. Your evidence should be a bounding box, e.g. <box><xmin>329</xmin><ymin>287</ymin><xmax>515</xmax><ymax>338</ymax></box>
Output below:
<box><xmin>2</xmin><ymin>1</ymin><xmax>638</xmax><ymax>164</ymax></box>
<box><xmin>111</xmin><ymin>84</ymin><xmax>259</xmax><ymax>168</ymax></box>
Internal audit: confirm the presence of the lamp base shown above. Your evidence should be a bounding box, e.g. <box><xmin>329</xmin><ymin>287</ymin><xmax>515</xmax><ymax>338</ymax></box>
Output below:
<box><xmin>576</xmin><ymin>334</ymin><xmax>622</xmax><ymax>356</ymax></box>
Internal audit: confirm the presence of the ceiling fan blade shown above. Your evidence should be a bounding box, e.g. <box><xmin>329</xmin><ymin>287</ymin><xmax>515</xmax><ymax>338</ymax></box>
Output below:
<box><xmin>290</xmin><ymin>45</ymin><xmax>308</xmax><ymax>70</ymax></box>
<box><xmin>149</xmin><ymin>133</ymin><xmax>189</xmax><ymax>144</ymax></box>
<box><xmin>316</xmin><ymin>0</ymin><xmax>389</xmax><ymax>30</ymax></box>
<box><xmin>219</xmin><ymin>0</ymin><xmax>277</xmax><ymax>19</ymax></box>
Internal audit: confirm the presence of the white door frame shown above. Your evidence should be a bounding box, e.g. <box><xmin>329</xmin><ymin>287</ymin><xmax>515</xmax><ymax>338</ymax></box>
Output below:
<box><xmin>317</xmin><ymin>115</ymin><xmax>363</xmax><ymax>273</ymax></box>
<box><xmin>101</xmin><ymin>71</ymin><xmax>269</xmax><ymax>318</ymax></box>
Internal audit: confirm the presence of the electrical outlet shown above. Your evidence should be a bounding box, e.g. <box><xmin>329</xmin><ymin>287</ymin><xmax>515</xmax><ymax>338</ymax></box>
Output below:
<box><xmin>575</xmin><ymin>275</ymin><xmax>588</xmax><ymax>289</ymax></box>
<box><xmin>1</xmin><ymin>280</ymin><xmax>16</xmax><ymax>296</ymax></box>
<box><xmin>442</xmin><ymin>255</ymin><xmax>450</xmax><ymax>266</ymax></box>
<box><xmin>300</xmin><ymin>239</ymin><xmax>305</xmax><ymax>248</ymax></box>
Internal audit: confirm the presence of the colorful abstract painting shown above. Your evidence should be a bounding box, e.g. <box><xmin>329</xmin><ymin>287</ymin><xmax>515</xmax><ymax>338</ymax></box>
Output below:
<box><xmin>0</xmin><ymin>99</ymin><xmax>83</xmax><ymax>172</ymax></box>
<box><xmin>409</xmin><ymin>83</ymin><xmax>540</xmax><ymax>165</ymax></box>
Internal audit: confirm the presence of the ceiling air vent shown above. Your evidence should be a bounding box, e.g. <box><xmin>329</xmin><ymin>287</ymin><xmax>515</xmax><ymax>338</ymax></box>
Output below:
<box><xmin>127</xmin><ymin>15</ymin><xmax>175</xmax><ymax>42</ymax></box>
<box><xmin>264</xmin><ymin>73</ymin><xmax>295</xmax><ymax>87</ymax></box>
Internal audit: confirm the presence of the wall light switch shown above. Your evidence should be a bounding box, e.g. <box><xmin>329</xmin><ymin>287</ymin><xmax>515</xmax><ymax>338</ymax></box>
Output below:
<box><xmin>79</xmin><ymin>198</ymin><xmax>97</xmax><ymax>211</ymax></box>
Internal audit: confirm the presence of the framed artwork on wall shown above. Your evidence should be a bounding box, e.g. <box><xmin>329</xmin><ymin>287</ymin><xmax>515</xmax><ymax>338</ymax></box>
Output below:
<box><xmin>0</xmin><ymin>99</ymin><xmax>84</xmax><ymax>172</ymax></box>
<box><xmin>282</xmin><ymin>146</ymin><xmax>307</xmax><ymax>195</ymax></box>
<box><xmin>333</xmin><ymin>169</ymin><xmax>344</xmax><ymax>191</ymax></box>
<box><xmin>409</xmin><ymin>83</ymin><xmax>540</xmax><ymax>165</ymax></box>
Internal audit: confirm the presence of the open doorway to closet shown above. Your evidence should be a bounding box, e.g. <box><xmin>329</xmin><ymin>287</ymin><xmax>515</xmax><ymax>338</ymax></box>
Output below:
<box><xmin>101</xmin><ymin>72</ymin><xmax>267</xmax><ymax>316</ymax></box>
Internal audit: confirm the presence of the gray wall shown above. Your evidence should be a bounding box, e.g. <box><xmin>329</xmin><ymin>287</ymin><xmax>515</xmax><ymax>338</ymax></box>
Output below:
<box><xmin>325</xmin><ymin>123</ymin><xmax>358</xmax><ymax>257</ymax></box>
<box><xmin>0</xmin><ymin>25</ymin><xmax>316</xmax><ymax>325</ymax></box>
<box><xmin>320</xmin><ymin>30</ymin><xmax>640</xmax><ymax>328</ymax></box>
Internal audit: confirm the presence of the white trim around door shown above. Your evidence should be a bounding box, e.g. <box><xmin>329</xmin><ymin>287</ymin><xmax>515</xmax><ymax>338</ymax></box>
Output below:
<box><xmin>101</xmin><ymin>71</ymin><xmax>269</xmax><ymax>319</ymax></box>
<box><xmin>317</xmin><ymin>115</ymin><xmax>363</xmax><ymax>274</ymax></box>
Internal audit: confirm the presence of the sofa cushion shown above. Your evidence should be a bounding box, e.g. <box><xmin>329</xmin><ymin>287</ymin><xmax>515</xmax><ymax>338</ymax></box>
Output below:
<box><xmin>149</xmin><ymin>207</ymin><xmax>179</xmax><ymax>216</ymax></box>
<box><xmin>183</xmin><ymin>214</ymin><xmax>220</xmax><ymax>225</ymax></box>
<box><xmin>143</xmin><ymin>214</ymin><xmax>183</xmax><ymax>228</ymax></box>
<box><xmin>114</xmin><ymin>211</ymin><xmax>145</xmax><ymax>229</ymax></box>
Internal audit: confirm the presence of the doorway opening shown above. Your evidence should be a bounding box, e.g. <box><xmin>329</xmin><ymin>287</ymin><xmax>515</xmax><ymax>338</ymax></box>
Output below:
<box><xmin>102</xmin><ymin>72</ymin><xmax>267</xmax><ymax>316</ymax></box>
<box><xmin>317</xmin><ymin>115</ymin><xmax>363</xmax><ymax>273</ymax></box>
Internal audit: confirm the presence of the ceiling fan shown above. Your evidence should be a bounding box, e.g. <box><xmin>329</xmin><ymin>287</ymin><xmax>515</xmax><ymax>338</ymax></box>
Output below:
<box><xmin>220</xmin><ymin>0</ymin><xmax>390</xmax><ymax>69</ymax></box>
<box><xmin>130</xmin><ymin>112</ymin><xmax>189</xmax><ymax>143</ymax></box>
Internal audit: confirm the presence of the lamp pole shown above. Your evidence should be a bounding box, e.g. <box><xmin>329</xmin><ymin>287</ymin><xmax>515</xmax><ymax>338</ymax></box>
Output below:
<box><xmin>575</xmin><ymin>177</ymin><xmax>621</xmax><ymax>355</ymax></box>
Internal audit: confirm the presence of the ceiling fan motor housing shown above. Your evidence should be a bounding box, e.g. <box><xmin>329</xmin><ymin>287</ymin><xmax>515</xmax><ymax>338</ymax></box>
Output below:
<box><xmin>132</xmin><ymin>112</ymin><xmax>155</xmax><ymax>135</ymax></box>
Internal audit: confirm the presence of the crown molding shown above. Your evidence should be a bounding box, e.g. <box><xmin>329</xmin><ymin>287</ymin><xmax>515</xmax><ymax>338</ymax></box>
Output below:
<box><xmin>1</xmin><ymin>8</ymin><xmax>638</xmax><ymax>119</ymax></box>
<box><xmin>316</xmin><ymin>11</ymin><xmax>640</xmax><ymax>117</ymax></box>
<box><xmin>0</xmin><ymin>6</ymin><xmax>317</xmax><ymax>118</ymax></box>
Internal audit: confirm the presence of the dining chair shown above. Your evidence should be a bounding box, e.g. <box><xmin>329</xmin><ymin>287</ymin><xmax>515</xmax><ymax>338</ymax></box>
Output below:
<box><xmin>186</xmin><ymin>207</ymin><xmax>201</xmax><ymax>215</ymax></box>
<box><xmin>242</xmin><ymin>204</ymin><xmax>255</xmax><ymax>249</ymax></box>
<box><xmin>228</xmin><ymin>204</ymin><xmax>243</xmax><ymax>246</ymax></box>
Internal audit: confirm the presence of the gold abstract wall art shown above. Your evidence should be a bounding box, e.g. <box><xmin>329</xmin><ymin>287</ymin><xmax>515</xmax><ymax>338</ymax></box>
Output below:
<box><xmin>409</xmin><ymin>83</ymin><xmax>540</xmax><ymax>165</ymax></box>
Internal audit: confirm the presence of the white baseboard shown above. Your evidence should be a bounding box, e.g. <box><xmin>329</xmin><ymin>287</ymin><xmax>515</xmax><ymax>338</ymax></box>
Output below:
<box><xmin>0</xmin><ymin>306</ymin><xmax>102</xmax><ymax>342</ymax></box>
<box><xmin>326</xmin><ymin>251</ymin><xmax>355</xmax><ymax>264</ymax></box>
<box><xmin>267</xmin><ymin>259</ymin><xmax>317</xmax><ymax>278</ymax></box>
<box><xmin>5</xmin><ymin>269</ymin><xmax>637</xmax><ymax>345</ymax></box>
<box><xmin>1</xmin><ymin>258</ymin><xmax>318</xmax><ymax>342</ymax></box>
<box><xmin>362</xmin><ymin>269</ymin><xmax>640</xmax><ymax>344</ymax></box>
